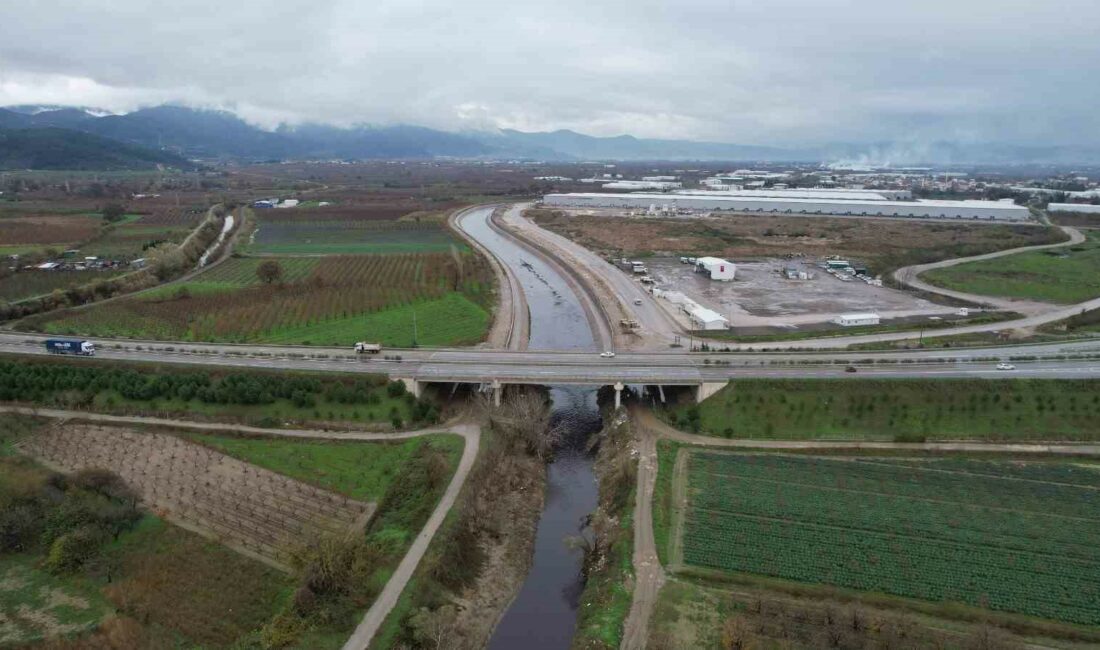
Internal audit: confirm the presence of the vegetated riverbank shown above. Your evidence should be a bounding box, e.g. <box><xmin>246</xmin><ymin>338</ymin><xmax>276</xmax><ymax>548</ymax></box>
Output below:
<box><xmin>370</xmin><ymin>390</ymin><xmax>550</xmax><ymax>649</ymax></box>
<box><xmin>571</xmin><ymin>407</ymin><xmax>637</xmax><ymax>650</ymax></box>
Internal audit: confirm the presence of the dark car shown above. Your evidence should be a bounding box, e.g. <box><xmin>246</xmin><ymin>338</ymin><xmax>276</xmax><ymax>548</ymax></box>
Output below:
<box><xmin>845</xmin><ymin>365</ymin><xmax>858</xmax><ymax>373</ymax></box>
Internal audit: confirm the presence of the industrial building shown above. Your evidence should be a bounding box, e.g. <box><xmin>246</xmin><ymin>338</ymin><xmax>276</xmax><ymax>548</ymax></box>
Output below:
<box><xmin>679</xmin><ymin>188</ymin><xmax>912</xmax><ymax>201</ymax></box>
<box><xmin>694</xmin><ymin>256</ymin><xmax>736</xmax><ymax>281</ymax></box>
<box><xmin>602</xmin><ymin>180</ymin><xmax>682</xmax><ymax>190</ymax></box>
<box><xmin>542</xmin><ymin>193</ymin><xmax>1031</xmax><ymax>222</ymax></box>
<box><xmin>1048</xmin><ymin>203</ymin><xmax>1100</xmax><ymax>214</ymax></box>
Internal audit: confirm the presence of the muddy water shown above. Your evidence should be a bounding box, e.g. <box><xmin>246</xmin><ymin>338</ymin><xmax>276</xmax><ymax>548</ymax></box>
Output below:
<box><xmin>461</xmin><ymin>208</ymin><xmax>602</xmax><ymax>649</ymax></box>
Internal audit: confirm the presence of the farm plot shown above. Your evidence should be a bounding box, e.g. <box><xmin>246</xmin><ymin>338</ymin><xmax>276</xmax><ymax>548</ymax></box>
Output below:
<box><xmin>19</xmin><ymin>424</ymin><xmax>373</xmax><ymax>567</ymax></box>
<box><xmin>675</xmin><ymin>451</ymin><xmax>1100</xmax><ymax>626</ymax></box>
<box><xmin>34</xmin><ymin>251</ymin><xmax>494</xmax><ymax>346</ymax></box>
<box><xmin>251</xmin><ymin>220</ymin><xmax>461</xmax><ymax>255</ymax></box>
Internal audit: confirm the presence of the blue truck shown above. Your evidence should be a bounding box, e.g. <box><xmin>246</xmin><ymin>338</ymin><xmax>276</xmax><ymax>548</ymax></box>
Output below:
<box><xmin>44</xmin><ymin>339</ymin><xmax>96</xmax><ymax>356</ymax></box>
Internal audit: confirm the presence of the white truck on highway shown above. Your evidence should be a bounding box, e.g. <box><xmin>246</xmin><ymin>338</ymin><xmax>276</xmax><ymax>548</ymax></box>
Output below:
<box><xmin>354</xmin><ymin>342</ymin><xmax>382</xmax><ymax>354</ymax></box>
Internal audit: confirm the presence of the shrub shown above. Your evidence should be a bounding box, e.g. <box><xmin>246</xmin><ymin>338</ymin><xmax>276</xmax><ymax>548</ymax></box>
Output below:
<box><xmin>45</xmin><ymin>525</ymin><xmax>106</xmax><ymax>573</ymax></box>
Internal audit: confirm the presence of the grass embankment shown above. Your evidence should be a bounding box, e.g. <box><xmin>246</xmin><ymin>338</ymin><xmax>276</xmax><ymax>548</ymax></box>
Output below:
<box><xmin>922</xmin><ymin>230</ymin><xmax>1100</xmax><ymax>303</ymax></box>
<box><xmin>192</xmin><ymin>433</ymin><xmax>463</xmax><ymax>501</ymax></box>
<box><xmin>572</xmin><ymin>412</ymin><xmax>636</xmax><ymax>650</ymax></box>
<box><xmin>652</xmin><ymin>440</ymin><xmax>680</xmax><ymax>567</ymax></box>
<box><xmin>667</xmin><ymin>378</ymin><xmax>1100</xmax><ymax>440</ymax></box>
<box><xmin>0</xmin><ymin>355</ymin><xmax>435</xmax><ymax>429</ymax></box>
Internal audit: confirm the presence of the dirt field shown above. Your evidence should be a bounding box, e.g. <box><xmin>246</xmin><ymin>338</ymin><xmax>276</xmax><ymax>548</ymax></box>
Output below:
<box><xmin>19</xmin><ymin>424</ymin><xmax>373</xmax><ymax>568</ymax></box>
<box><xmin>646</xmin><ymin>257</ymin><xmax>947</xmax><ymax>323</ymax></box>
<box><xmin>530</xmin><ymin>210</ymin><xmax>1065</xmax><ymax>275</ymax></box>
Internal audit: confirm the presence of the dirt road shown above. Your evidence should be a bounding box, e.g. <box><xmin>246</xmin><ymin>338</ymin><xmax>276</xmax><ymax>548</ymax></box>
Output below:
<box><xmin>619</xmin><ymin>407</ymin><xmax>1100</xmax><ymax>649</ymax></box>
<box><xmin>893</xmin><ymin>225</ymin><xmax>1086</xmax><ymax>313</ymax></box>
<box><xmin>0</xmin><ymin>406</ymin><xmax>480</xmax><ymax>650</ymax></box>
<box><xmin>620</xmin><ymin>419</ymin><xmax>665</xmax><ymax>650</ymax></box>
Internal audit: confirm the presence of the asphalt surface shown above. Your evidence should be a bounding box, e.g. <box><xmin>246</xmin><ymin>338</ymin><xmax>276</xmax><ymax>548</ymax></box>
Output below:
<box><xmin>5</xmin><ymin>333</ymin><xmax>1100</xmax><ymax>384</ymax></box>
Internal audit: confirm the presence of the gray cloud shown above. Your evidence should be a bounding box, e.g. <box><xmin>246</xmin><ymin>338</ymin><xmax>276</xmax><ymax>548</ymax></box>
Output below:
<box><xmin>1</xmin><ymin>0</ymin><xmax>1097</xmax><ymax>146</ymax></box>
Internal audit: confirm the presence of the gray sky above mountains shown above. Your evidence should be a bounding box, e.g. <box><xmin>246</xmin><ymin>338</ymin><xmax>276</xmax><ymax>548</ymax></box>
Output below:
<box><xmin>1</xmin><ymin>0</ymin><xmax>1097</xmax><ymax>146</ymax></box>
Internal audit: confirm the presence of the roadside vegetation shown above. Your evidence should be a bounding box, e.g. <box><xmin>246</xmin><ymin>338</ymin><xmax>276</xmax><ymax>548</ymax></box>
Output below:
<box><xmin>922</xmin><ymin>229</ymin><xmax>1100</xmax><ymax>303</ymax></box>
<box><xmin>0</xmin><ymin>356</ymin><xmax>438</xmax><ymax>429</ymax></box>
<box><xmin>666</xmin><ymin>378</ymin><xmax>1100</xmax><ymax>440</ymax></box>
<box><xmin>529</xmin><ymin>209</ymin><xmax>1066</xmax><ymax>275</ymax></box>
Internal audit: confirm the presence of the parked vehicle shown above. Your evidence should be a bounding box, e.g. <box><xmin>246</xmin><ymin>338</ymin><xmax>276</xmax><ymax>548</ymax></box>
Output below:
<box><xmin>996</xmin><ymin>362</ymin><xmax>1016</xmax><ymax>371</ymax></box>
<box><xmin>44</xmin><ymin>339</ymin><xmax>95</xmax><ymax>356</ymax></box>
<box><xmin>354</xmin><ymin>342</ymin><xmax>382</xmax><ymax>354</ymax></box>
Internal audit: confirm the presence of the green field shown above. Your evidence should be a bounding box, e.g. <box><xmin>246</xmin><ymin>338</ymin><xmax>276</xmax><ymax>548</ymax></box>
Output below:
<box><xmin>191</xmin><ymin>433</ymin><xmax>463</xmax><ymax>501</ymax></box>
<box><xmin>671</xmin><ymin>378</ymin><xmax>1100</xmax><ymax>440</ymax></box>
<box><xmin>257</xmin><ymin>292</ymin><xmax>490</xmax><ymax>347</ymax></box>
<box><xmin>676</xmin><ymin>451</ymin><xmax>1100</xmax><ymax>626</ymax></box>
<box><xmin>250</xmin><ymin>220</ymin><xmax>462</xmax><ymax>255</ymax></box>
<box><xmin>29</xmin><ymin>252</ymin><xmax>494</xmax><ymax>347</ymax></box>
<box><xmin>922</xmin><ymin>230</ymin><xmax>1100</xmax><ymax>303</ymax></box>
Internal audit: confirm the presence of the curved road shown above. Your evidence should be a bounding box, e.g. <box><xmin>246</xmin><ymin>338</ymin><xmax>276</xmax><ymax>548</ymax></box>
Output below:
<box><xmin>892</xmin><ymin>225</ymin><xmax>1086</xmax><ymax>314</ymax></box>
<box><xmin>0</xmin><ymin>406</ymin><xmax>481</xmax><ymax>650</ymax></box>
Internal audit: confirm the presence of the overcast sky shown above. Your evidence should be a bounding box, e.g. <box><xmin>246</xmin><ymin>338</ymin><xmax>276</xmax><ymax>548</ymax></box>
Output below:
<box><xmin>1</xmin><ymin>0</ymin><xmax>1097</xmax><ymax>146</ymax></box>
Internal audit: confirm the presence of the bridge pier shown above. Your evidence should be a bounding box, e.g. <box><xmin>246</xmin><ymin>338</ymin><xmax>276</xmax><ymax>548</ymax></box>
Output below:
<box><xmin>491</xmin><ymin>380</ymin><xmax>503</xmax><ymax>407</ymax></box>
<box><xmin>613</xmin><ymin>382</ymin><xmax>625</xmax><ymax>410</ymax></box>
<box><xmin>398</xmin><ymin>377</ymin><xmax>421</xmax><ymax>399</ymax></box>
<box><xmin>695</xmin><ymin>380</ymin><xmax>728</xmax><ymax>403</ymax></box>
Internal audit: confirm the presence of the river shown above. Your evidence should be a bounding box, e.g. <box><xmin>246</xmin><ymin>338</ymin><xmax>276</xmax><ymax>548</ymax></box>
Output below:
<box><xmin>459</xmin><ymin>207</ymin><xmax>602</xmax><ymax>650</ymax></box>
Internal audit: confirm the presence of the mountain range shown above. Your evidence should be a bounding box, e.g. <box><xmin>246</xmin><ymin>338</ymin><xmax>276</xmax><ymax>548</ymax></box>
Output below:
<box><xmin>2</xmin><ymin>104</ymin><xmax>1099</xmax><ymax>167</ymax></box>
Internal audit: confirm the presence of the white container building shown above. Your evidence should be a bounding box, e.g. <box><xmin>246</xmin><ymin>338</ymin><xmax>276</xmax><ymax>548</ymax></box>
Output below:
<box><xmin>833</xmin><ymin>313</ymin><xmax>881</xmax><ymax>327</ymax></box>
<box><xmin>694</xmin><ymin>256</ymin><xmax>736</xmax><ymax>281</ymax></box>
<box><xmin>687</xmin><ymin>305</ymin><xmax>729</xmax><ymax>330</ymax></box>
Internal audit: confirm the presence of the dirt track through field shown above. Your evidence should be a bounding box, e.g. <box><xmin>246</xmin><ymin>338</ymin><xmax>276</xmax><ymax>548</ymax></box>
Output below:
<box><xmin>619</xmin><ymin>406</ymin><xmax>1100</xmax><ymax>649</ymax></box>
<box><xmin>20</xmin><ymin>422</ymin><xmax>372</xmax><ymax>570</ymax></box>
<box><xmin>0</xmin><ymin>405</ymin><xmax>480</xmax><ymax>650</ymax></box>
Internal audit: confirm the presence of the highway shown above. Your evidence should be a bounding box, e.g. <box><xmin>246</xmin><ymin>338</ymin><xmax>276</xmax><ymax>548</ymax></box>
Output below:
<box><xmin>4</xmin><ymin>332</ymin><xmax>1100</xmax><ymax>384</ymax></box>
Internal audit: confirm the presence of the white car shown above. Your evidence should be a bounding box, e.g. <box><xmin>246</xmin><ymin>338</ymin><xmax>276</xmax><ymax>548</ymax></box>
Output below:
<box><xmin>996</xmin><ymin>362</ymin><xmax>1016</xmax><ymax>371</ymax></box>
<box><xmin>599</xmin><ymin>351</ymin><xmax>616</xmax><ymax>358</ymax></box>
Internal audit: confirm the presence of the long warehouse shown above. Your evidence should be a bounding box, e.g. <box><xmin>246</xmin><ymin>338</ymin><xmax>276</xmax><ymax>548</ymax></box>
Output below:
<box><xmin>542</xmin><ymin>192</ymin><xmax>1031</xmax><ymax>221</ymax></box>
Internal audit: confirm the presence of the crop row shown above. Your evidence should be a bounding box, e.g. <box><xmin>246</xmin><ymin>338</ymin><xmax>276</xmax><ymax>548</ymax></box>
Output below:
<box><xmin>681</xmin><ymin>453</ymin><xmax>1100</xmax><ymax>626</ymax></box>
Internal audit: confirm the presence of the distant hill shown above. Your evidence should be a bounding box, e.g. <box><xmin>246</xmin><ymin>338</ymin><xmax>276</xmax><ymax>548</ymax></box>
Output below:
<box><xmin>0</xmin><ymin>127</ymin><xmax>196</xmax><ymax>171</ymax></box>
<box><xmin>3</xmin><ymin>104</ymin><xmax>1099</xmax><ymax>164</ymax></box>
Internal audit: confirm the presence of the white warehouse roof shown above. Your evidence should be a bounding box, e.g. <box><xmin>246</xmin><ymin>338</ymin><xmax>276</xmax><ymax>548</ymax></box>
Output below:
<box><xmin>680</xmin><ymin>188</ymin><xmax>910</xmax><ymax>201</ymax></box>
<box><xmin>1048</xmin><ymin>203</ymin><xmax>1100</xmax><ymax>214</ymax></box>
<box><xmin>543</xmin><ymin>193</ymin><xmax>1031</xmax><ymax>222</ymax></box>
